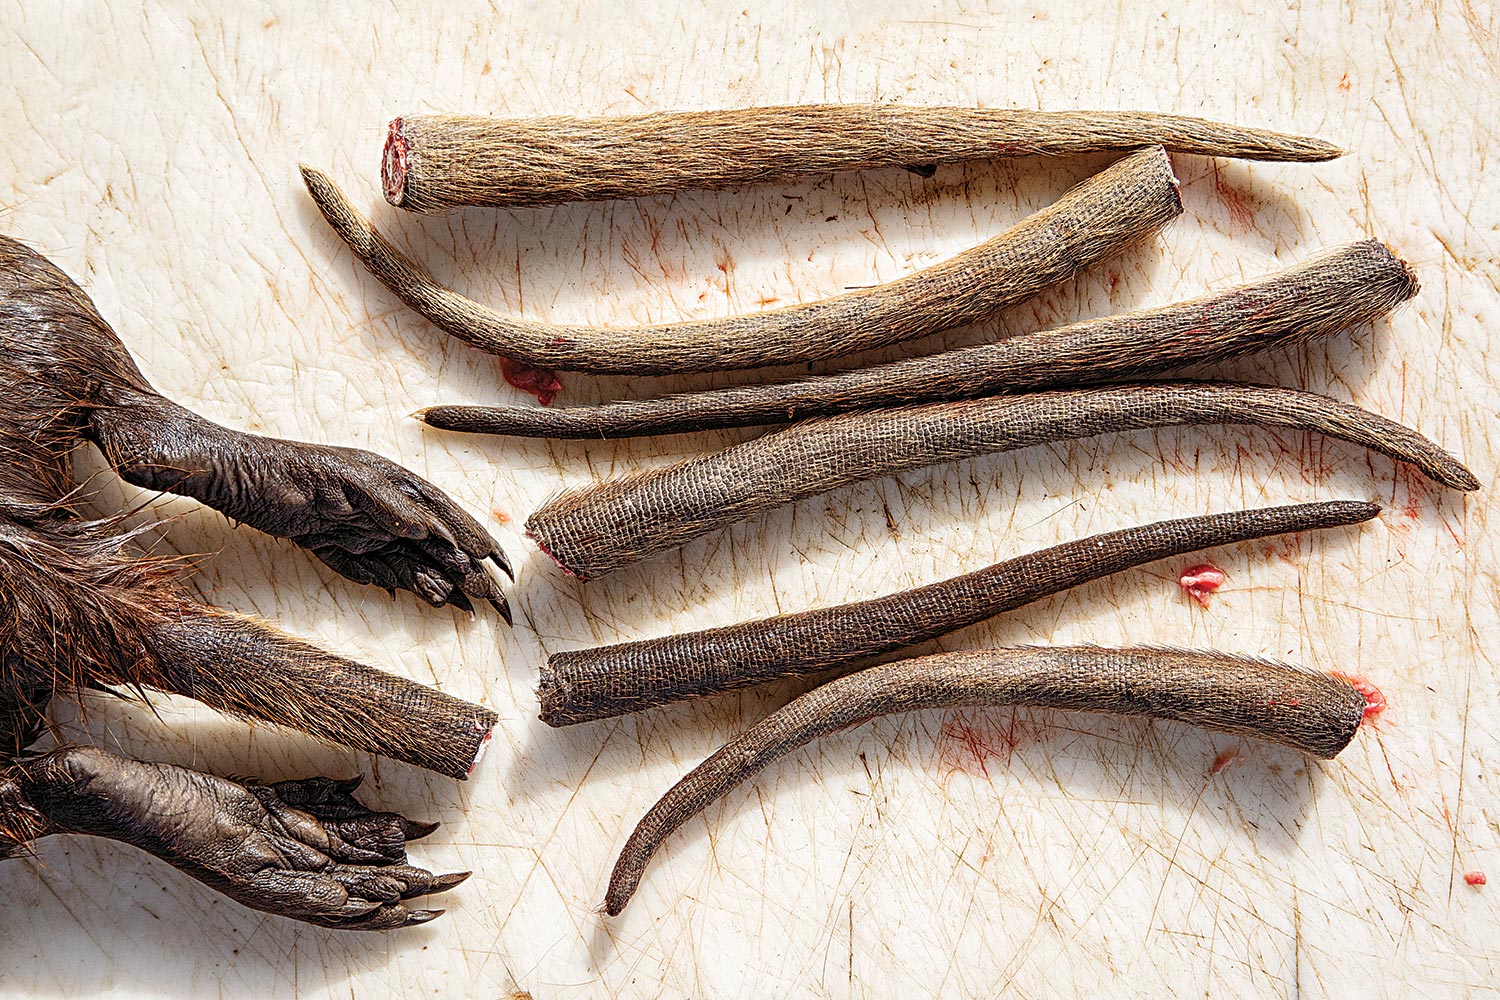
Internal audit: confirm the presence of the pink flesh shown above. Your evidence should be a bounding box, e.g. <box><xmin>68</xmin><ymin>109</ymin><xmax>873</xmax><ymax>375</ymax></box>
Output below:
<box><xmin>1331</xmin><ymin>671</ymin><xmax>1387</xmax><ymax>724</ymax></box>
<box><xmin>382</xmin><ymin>117</ymin><xmax>409</xmax><ymax>206</ymax></box>
<box><xmin>1179</xmin><ymin>563</ymin><xmax>1227</xmax><ymax>608</ymax></box>
<box><xmin>529</xmin><ymin>532</ymin><xmax>583</xmax><ymax>579</ymax></box>
<box><xmin>1464</xmin><ymin>871</ymin><xmax>1487</xmax><ymax>886</ymax></box>
<box><xmin>467</xmin><ymin>726</ymin><xmax>494</xmax><ymax>777</ymax></box>
<box><xmin>500</xmin><ymin>359</ymin><xmax>563</xmax><ymax>405</ymax></box>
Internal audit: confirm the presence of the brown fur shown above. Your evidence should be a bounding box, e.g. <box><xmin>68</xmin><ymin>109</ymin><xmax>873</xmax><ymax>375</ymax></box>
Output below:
<box><xmin>0</xmin><ymin>234</ymin><xmax>497</xmax><ymax>784</ymax></box>
<box><xmin>303</xmin><ymin>146</ymin><xmax>1181</xmax><ymax>375</ymax></box>
<box><xmin>383</xmin><ymin>106</ymin><xmax>1340</xmax><ymax>212</ymax></box>
<box><xmin>422</xmin><ymin>240</ymin><xmax>1419</xmax><ymax>438</ymax></box>
<box><xmin>0</xmin><ymin>235</ymin><xmax>494</xmax><ymax>928</ymax></box>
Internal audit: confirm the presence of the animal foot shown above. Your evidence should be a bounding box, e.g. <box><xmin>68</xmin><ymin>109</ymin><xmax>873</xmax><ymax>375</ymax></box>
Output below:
<box><xmin>21</xmin><ymin>747</ymin><xmax>472</xmax><ymax>930</ymax></box>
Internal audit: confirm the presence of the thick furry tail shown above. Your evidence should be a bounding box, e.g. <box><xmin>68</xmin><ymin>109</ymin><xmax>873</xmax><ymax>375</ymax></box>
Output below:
<box><xmin>0</xmin><ymin>512</ymin><xmax>495</xmax><ymax>780</ymax></box>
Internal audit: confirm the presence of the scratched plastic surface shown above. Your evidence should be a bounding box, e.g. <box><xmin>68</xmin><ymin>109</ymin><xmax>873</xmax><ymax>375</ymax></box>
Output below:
<box><xmin>2</xmin><ymin>4</ymin><xmax>1496</xmax><ymax>997</ymax></box>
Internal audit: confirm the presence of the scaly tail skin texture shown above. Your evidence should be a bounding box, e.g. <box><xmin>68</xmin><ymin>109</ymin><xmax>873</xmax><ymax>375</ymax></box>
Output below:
<box><xmin>538</xmin><ymin>500</ymin><xmax>1382</xmax><ymax>726</ymax></box>
<box><xmin>303</xmin><ymin>146</ymin><xmax>1181</xmax><ymax>374</ymax></box>
<box><xmin>604</xmin><ymin>645</ymin><xmax>1370</xmax><ymax>915</ymax></box>
<box><xmin>523</xmin><ymin>381</ymin><xmax>1473</xmax><ymax>580</ymax></box>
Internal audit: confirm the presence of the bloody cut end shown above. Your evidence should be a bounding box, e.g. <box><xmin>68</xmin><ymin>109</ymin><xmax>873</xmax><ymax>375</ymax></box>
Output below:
<box><xmin>1331</xmin><ymin>671</ymin><xmax>1387</xmax><ymax>725</ymax></box>
<box><xmin>382</xmin><ymin>117</ymin><xmax>410</xmax><ymax>206</ymax></box>
<box><xmin>527</xmin><ymin>530</ymin><xmax>585</xmax><ymax>579</ymax></box>
<box><xmin>499</xmin><ymin>358</ymin><xmax>563</xmax><ymax>405</ymax></box>
<box><xmin>1464</xmin><ymin>870</ymin><xmax>1487</xmax><ymax>887</ymax></box>
<box><xmin>466</xmin><ymin>723</ymin><xmax>495</xmax><ymax>777</ymax></box>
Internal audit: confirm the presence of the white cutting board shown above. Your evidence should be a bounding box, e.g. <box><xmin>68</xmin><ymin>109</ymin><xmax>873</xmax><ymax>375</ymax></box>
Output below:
<box><xmin>2</xmin><ymin>2</ymin><xmax>1495</xmax><ymax>996</ymax></box>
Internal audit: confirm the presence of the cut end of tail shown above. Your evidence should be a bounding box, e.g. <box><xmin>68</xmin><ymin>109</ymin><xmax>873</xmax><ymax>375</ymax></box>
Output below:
<box><xmin>1331</xmin><ymin>671</ymin><xmax>1387</xmax><ymax>725</ymax></box>
<box><xmin>1158</xmin><ymin>148</ymin><xmax>1184</xmax><ymax>213</ymax></box>
<box><xmin>535</xmin><ymin>663</ymin><xmax>573</xmax><ymax>729</ymax></box>
<box><xmin>383</xmin><ymin>117</ymin><xmax>410</xmax><ymax>207</ymax></box>
<box><xmin>465</xmin><ymin>722</ymin><xmax>496</xmax><ymax>778</ymax></box>
<box><xmin>527</xmin><ymin>529</ymin><xmax>586</xmax><ymax>580</ymax></box>
<box><xmin>1380</xmin><ymin>242</ymin><xmax>1423</xmax><ymax>302</ymax></box>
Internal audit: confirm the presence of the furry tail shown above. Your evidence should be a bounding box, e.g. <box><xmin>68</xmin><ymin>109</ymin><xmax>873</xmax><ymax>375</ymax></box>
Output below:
<box><xmin>149</xmin><ymin>611</ymin><xmax>496</xmax><ymax>780</ymax></box>
<box><xmin>0</xmin><ymin>512</ymin><xmax>495</xmax><ymax>780</ymax></box>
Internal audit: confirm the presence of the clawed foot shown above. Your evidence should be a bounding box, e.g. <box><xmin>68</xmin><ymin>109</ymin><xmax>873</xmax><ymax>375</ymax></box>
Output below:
<box><xmin>283</xmin><ymin>441</ymin><xmax>513</xmax><ymax>620</ymax></box>
<box><xmin>101</xmin><ymin>401</ymin><xmax>513</xmax><ymax>618</ymax></box>
<box><xmin>177</xmin><ymin>432</ymin><xmax>512</xmax><ymax>619</ymax></box>
<box><xmin>22</xmin><ymin>747</ymin><xmax>472</xmax><ymax>930</ymax></box>
<box><xmin>240</xmin><ymin>774</ymin><xmax>466</xmax><ymax>930</ymax></box>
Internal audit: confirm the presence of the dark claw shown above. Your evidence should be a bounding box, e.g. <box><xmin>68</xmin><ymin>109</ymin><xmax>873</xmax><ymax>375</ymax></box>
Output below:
<box><xmin>401</xmin><ymin>818</ymin><xmax>441</xmax><ymax>841</ymax></box>
<box><xmin>223</xmin><ymin>439</ymin><xmax>514</xmax><ymax>618</ymax></box>
<box><xmin>490</xmin><ymin>595</ymin><xmax>514</xmax><ymax>627</ymax></box>
<box><xmin>405</xmin><ymin>909</ymin><xmax>443</xmax><ymax>926</ymax></box>
<box><xmin>328</xmin><ymin>898</ymin><xmax>386</xmax><ymax>919</ymax></box>
<box><xmin>425</xmin><ymin>870</ymin><xmax>471</xmax><ymax>895</ymax></box>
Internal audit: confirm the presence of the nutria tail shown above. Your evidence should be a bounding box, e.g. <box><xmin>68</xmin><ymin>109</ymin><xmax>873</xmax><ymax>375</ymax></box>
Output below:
<box><xmin>385</xmin><ymin>106</ymin><xmax>1340</xmax><ymax>211</ymax></box>
<box><xmin>0</xmin><ymin>511</ymin><xmax>495</xmax><ymax>779</ymax></box>
<box><xmin>150</xmin><ymin>612</ymin><xmax>497</xmax><ymax>780</ymax></box>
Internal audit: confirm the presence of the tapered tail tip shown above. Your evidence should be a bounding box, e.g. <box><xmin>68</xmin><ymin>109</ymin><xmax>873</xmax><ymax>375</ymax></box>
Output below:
<box><xmin>1310</xmin><ymin>139</ymin><xmax>1345</xmax><ymax>160</ymax></box>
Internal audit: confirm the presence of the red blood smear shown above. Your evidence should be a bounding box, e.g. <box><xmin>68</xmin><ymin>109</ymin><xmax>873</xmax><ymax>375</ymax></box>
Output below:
<box><xmin>1210</xmin><ymin>748</ymin><xmax>1239</xmax><ymax>775</ymax></box>
<box><xmin>1179</xmin><ymin>563</ymin><xmax>1227</xmax><ymax>608</ymax></box>
<box><xmin>1213</xmin><ymin>167</ymin><xmax>1255</xmax><ymax>230</ymax></box>
<box><xmin>491</xmin><ymin>508</ymin><xmax>511</xmax><ymax>525</ymax></box>
<box><xmin>529</xmin><ymin>532</ymin><xmax>583</xmax><ymax>579</ymax></box>
<box><xmin>1464</xmin><ymin>870</ymin><xmax>1487</xmax><ymax>886</ymax></box>
<box><xmin>937</xmin><ymin>711</ymin><xmax>1026</xmax><ymax>777</ymax></box>
<box><xmin>1330</xmin><ymin>672</ymin><xmax>1387</xmax><ymax>724</ymax></box>
<box><xmin>500</xmin><ymin>359</ymin><xmax>563</xmax><ymax>405</ymax></box>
